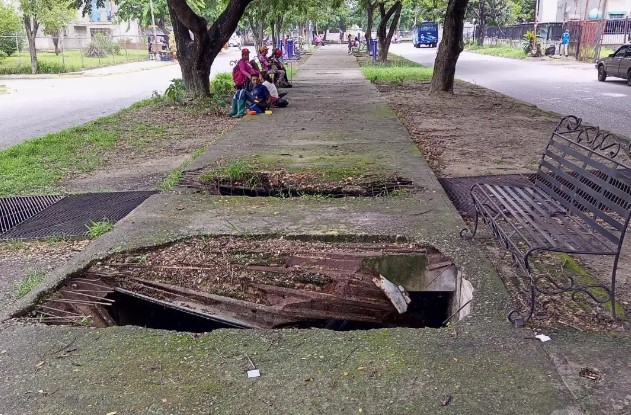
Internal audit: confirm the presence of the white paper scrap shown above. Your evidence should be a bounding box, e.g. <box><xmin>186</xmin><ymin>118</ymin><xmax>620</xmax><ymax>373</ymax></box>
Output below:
<box><xmin>535</xmin><ymin>334</ymin><xmax>551</xmax><ymax>342</ymax></box>
<box><xmin>247</xmin><ymin>369</ymin><xmax>261</xmax><ymax>378</ymax></box>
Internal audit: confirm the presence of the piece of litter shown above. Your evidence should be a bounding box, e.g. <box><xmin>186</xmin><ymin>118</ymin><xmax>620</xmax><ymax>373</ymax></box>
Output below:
<box><xmin>535</xmin><ymin>334</ymin><xmax>551</xmax><ymax>342</ymax></box>
<box><xmin>247</xmin><ymin>369</ymin><xmax>261</xmax><ymax>378</ymax></box>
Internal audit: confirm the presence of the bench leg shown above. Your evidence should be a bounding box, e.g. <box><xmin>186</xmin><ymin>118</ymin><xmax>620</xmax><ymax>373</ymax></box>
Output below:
<box><xmin>460</xmin><ymin>198</ymin><xmax>481</xmax><ymax>240</ymax></box>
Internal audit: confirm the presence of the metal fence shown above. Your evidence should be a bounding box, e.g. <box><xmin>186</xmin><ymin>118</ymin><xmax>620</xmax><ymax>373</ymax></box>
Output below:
<box><xmin>481</xmin><ymin>20</ymin><xmax>630</xmax><ymax>61</ymax></box>
<box><xmin>0</xmin><ymin>34</ymin><xmax>153</xmax><ymax>74</ymax></box>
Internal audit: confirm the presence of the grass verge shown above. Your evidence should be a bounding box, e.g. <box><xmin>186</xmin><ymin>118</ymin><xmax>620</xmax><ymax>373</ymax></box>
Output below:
<box><xmin>359</xmin><ymin>54</ymin><xmax>433</xmax><ymax>83</ymax></box>
<box><xmin>0</xmin><ymin>49</ymin><xmax>149</xmax><ymax>74</ymax></box>
<box><xmin>159</xmin><ymin>147</ymin><xmax>206</xmax><ymax>190</ymax></box>
<box><xmin>465</xmin><ymin>44</ymin><xmax>526</xmax><ymax>59</ymax></box>
<box><xmin>0</xmin><ymin>98</ymin><xmax>162</xmax><ymax>196</ymax></box>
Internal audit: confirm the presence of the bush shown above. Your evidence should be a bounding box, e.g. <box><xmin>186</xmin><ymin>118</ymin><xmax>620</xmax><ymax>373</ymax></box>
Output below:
<box><xmin>37</xmin><ymin>61</ymin><xmax>68</xmax><ymax>74</ymax></box>
<box><xmin>0</xmin><ymin>50</ymin><xmax>7</xmax><ymax>60</ymax></box>
<box><xmin>85</xmin><ymin>33</ymin><xmax>121</xmax><ymax>57</ymax></box>
<box><xmin>164</xmin><ymin>78</ymin><xmax>185</xmax><ymax>103</ymax></box>
<box><xmin>210</xmin><ymin>72</ymin><xmax>233</xmax><ymax>104</ymax></box>
<box><xmin>0</xmin><ymin>3</ymin><xmax>23</xmax><ymax>56</ymax></box>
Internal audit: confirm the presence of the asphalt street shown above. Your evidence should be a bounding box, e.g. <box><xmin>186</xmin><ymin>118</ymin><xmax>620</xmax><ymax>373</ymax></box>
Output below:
<box><xmin>0</xmin><ymin>48</ymin><xmax>242</xmax><ymax>149</ymax></box>
<box><xmin>389</xmin><ymin>43</ymin><xmax>631</xmax><ymax>138</ymax></box>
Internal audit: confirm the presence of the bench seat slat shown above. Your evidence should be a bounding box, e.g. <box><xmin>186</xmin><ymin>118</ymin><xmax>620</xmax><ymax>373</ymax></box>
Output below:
<box><xmin>490</xmin><ymin>184</ymin><xmax>610</xmax><ymax>252</ymax></box>
<box><xmin>473</xmin><ymin>183</ymin><xmax>618</xmax><ymax>254</ymax></box>
<box><xmin>484</xmin><ymin>184</ymin><xmax>554</xmax><ymax>244</ymax></box>
<box><xmin>504</xmin><ymin>186</ymin><xmax>603</xmax><ymax>251</ymax></box>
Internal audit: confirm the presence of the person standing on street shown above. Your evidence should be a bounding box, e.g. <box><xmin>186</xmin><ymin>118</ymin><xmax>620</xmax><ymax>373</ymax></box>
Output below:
<box><xmin>560</xmin><ymin>29</ymin><xmax>570</xmax><ymax>57</ymax></box>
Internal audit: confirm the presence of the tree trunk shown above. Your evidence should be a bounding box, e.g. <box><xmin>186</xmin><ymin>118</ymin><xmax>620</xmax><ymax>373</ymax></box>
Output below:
<box><xmin>474</xmin><ymin>22</ymin><xmax>486</xmax><ymax>46</ymax></box>
<box><xmin>52</xmin><ymin>36</ymin><xmax>60</xmax><ymax>55</ymax></box>
<box><xmin>168</xmin><ymin>0</ymin><xmax>255</xmax><ymax>98</ymax></box>
<box><xmin>377</xmin><ymin>1</ymin><xmax>402</xmax><ymax>62</ymax></box>
<box><xmin>429</xmin><ymin>0</ymin><xmax>469</xmax><ymax>94</ymax></box>
<box><xmin>23</xmin><ymin>16</ymin><xmax>39</xmax><ymax>74</ymax></box>
<box><xmin>365</xmin><ymin>2</ymin><xmax>376</xmax><ymax>50</ymax></box>
<box><xmin>474</xmin><ymin>3</ymin><xmax>487</xmax><ymax>46</ymax></box>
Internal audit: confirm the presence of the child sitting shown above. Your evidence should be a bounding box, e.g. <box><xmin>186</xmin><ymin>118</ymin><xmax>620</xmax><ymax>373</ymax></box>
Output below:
<box><xmin>246</xmin><ymin>76</ymin><xmax>270</xmax><ymax>115</ymax></box>
<box><xmin>261</xmin><ymin>73</ymin><xmax>288</xmax><ymax>108</ymax></box>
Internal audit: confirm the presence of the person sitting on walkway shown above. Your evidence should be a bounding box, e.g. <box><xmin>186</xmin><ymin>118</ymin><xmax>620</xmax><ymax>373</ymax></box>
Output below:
<box><xmin>233</xmin><ymin>48</ymin><xmax>259</xmax><ymax>91</ymax></box>
<box><xmin>314</xmin><ymin>34</ymin><xmax>323</xmax><ymax>46</ymax></box>
<box><xmin>246</xmin><ymin>76</ymin><xmax>271</xmax><ymax>115</ymax></box>
<box><xmin>228</xmin><ymin>87</ymin><xmax>255</xmax><ymax>118</ymax></box>
<box><xmin>269</xmin><ymin>49</ymin><xmax>292</xmax><ymax>88</ymax></box>
<box><xmin>261</xmin><ymin>72</ymin><xmax>288</xmax><ymax>108</ymax></box>
<box><xmin>257</xmin><ymin>46</ymin><xmax>272</xmax><ymax>71</ymax></box>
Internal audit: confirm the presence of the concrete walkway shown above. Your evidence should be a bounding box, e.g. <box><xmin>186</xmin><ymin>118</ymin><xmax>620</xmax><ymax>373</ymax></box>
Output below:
<box><xmin>1</xmin><ymin>45</ymin><xmax>629</xmax><ymax>415</ymax></box>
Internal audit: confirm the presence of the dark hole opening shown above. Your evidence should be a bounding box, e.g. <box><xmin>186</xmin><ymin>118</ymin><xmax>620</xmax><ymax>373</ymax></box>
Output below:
<box><xmin>104</xmin><ymin>290</ymin><xmax>452</xmax><ymax>333</ymax></box>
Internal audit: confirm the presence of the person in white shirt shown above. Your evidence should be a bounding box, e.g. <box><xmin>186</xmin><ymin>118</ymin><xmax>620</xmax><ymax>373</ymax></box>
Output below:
<box><xmin>261</xmin><ymin>72</ymin><xmax>288</xmax><ymax>108</ymax></box>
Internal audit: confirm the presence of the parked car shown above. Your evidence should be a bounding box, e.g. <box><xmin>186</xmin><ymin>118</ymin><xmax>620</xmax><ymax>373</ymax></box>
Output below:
<box><xmin>596</xmin><ymin>44</ymin><xmax>631</xmax><ymax>84</ymax></box>
<box><xmin>228</xmin><ymin>33</ymin><xmax>241</xmax><ymax>48</ymax></box>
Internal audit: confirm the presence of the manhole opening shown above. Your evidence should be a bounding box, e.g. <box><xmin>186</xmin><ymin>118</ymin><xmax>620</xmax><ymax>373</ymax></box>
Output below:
<box><xmin>179</xmin><ymin>170</ymin><xmax>419</xmax><ymax>198</ymax></box>
<box><xmin>30</xmin><ymin>237</ymin><xmax>469</xmax><ymax>332</ymax></box>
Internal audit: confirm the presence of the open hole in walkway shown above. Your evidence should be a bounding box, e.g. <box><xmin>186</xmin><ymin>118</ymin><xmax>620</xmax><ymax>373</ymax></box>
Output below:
<box><xmin>180</xmin><ymin>169</ymin><xmax>419</xmax><ymax>197</ymax></box>
<box><xmin>30</xmin><ymin>237</ymin><xmax>470</xmax><ymax>332</ymax></box>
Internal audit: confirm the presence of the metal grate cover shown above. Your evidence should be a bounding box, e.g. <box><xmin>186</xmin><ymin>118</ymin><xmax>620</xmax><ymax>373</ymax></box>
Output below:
<box><xmin>0</xmin><ymin>195</ymin><xmax>64</xmax><ymax>234</ymax></box>
<box><xmin>0</xmin><ymin>191</ymin><xmax>156</xmax><ymax>240</ymax></box>
<box><xmin>438</xmin><ymin>174</ymin><xmax>536</xmax><ymax>217</ymax></box>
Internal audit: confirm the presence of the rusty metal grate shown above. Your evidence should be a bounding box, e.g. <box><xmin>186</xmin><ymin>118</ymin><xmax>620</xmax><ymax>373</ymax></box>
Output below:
<box><xmin>0</xmin><ymin>195</ymin><xmax>64</xmax><ymax>234</ymax></box>
<box><xmin>438</xmin><ymin>174</ymin><xmax>536</xmax><ymax>217</ymax></box>
<box><xmin>0</xmin><ymin>191</ymin><xmax>156</xmax><ymax>240</ymax></box>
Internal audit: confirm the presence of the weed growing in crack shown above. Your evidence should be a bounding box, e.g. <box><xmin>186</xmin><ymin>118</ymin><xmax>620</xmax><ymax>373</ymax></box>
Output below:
<box><xmin>200</xmin><ymin>160</ymin><xmax>262</xmax><ymax>188</ymax></box>
<box><xmin>15</xmin><ymin>269</ymin><xmax>46</xmax><ymax>298</ymax></box>
<box><xmin>86</xmin><ymin>219</ymin><xmax>114</xmax><ymax>239</ymax></box>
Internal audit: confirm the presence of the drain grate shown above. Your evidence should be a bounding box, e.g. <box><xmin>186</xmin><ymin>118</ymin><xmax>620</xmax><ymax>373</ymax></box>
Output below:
<box><xmin>439</xmin><ymin>174</ymin><xmax>536</xmax><ymax>216</ymax></box>
<box><xmin>0</xmin><ymin>191</ymin><xmax>156</xmax><ymax>240</ymax></box>
<box><xmin>0</xmin><ymin>195</ymin><xmax>64</xmax><ymax>234</ymax></box>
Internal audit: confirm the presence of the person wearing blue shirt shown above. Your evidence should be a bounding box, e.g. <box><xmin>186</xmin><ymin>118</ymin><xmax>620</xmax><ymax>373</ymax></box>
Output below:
<box><xmin>247</xmin><ymin>76</ymin><xmax>270</xmax><ymax>114</ymax></box>
<box><xmin>560</xmin><ymin>30</ymin><xmax>570</xmax><ymax>57</ymax></box>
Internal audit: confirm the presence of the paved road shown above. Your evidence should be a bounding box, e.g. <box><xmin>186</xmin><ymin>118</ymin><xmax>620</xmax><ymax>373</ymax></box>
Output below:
<box><xmin>390</xmin><ymin>44</ymin><xmax>631</xmax><ymax>138</ymax></box>
<box><xmin>0</xmin><ymin>49</ymin><xmax>241</xmax><ymax>149</ymax></box>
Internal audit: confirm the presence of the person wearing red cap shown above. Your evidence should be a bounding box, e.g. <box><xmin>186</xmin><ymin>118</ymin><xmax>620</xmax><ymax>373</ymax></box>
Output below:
<box><xmin>229</xmin><ymin>48</ymin><xmax>259</xmax><ymax>117</ymax></box>
<box><xmin>269</xmin><ymin>49</ymin><xmax>291</xmax><ymax>88</ymax></box>
<box><xmin>233</xmin><ymin>48</ymin><xmax>259</xmax><ymax>91</ymax></box>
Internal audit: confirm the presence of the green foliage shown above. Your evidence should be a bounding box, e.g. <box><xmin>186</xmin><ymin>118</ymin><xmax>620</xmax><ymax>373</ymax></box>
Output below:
<box><xmin>210</xmin><ymin>72</ymin><xmax>233</xmax><ymax>107</ymax></box>
<box><xmin>0</xmin><ymin>3</ymin><xmax>23</xmax><ymax>56</ymax></box>
<box><xmin>114</xmin><ymin>0</ymin><xmax>207</xmax><ymax>28</ymax></box>
<box><xmin>165</xmin><ymin>78</ymin><xmax>185</xmax><ymax>103</ymax></box>
<box><xmin>15</xmin><ymin>269</ymin><xmax>46</xmax><ymax>298</ymax></box>
<box><xmin>0</xmin><ymin>50</ymin><xmax>7</xmax><ymax>61</ymax></box>
<box><xmin>86</xmin><ymin>33</ymin><xmax>121</xmax><ymax>57</ymax></box>
<box><xmin>200</xmin><ymin>160</ymin><xmax>262</xmax><ymax>188</ymax></box>
<box><xmin>159</xmin><ymin>147</ymin><xmax>205</xmax><ymax>191</ymax></box>
<box><xmin>86</xmin><ymin>219</ymin><xmax>114</xmax><ymax>238</ymax></box>
<box><xmin>467</xmin><ymin>44</ymin><xmax>527</xmax><ymax>59</ymax></box>
<box><xmin>522</xmin><ymin>30</ymin><xmax>535</xmax><ymax>54</ymax></box>
<box><xmin>40</xmin><ymin>1</ymin><xmax>77</xmax><ymax>37</ymax></box>
<box><xmin>360</xmin><ymin>55</ymin><xmax>433</xmax><ymax>83</ymax></box>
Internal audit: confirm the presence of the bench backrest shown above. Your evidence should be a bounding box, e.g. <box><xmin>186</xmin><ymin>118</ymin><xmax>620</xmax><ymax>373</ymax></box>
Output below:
<box><xmin>535</xmin><ymin>115</ymin><xmax>631</xmax><ymax>250</ymax></box>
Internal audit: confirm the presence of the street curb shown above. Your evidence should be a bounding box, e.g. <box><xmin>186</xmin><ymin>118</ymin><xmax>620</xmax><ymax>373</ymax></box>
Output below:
<box><xmin>0</xmin><ymin>61</ymin><xmax>175</xmax><ymax>80</ymax></box>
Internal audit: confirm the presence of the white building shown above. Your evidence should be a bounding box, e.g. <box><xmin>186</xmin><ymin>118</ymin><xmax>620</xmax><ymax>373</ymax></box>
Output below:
<box><xmin>538</xmin><ymin>0</ymin><xmax>631</xmax><ymax>22</ymax></box>
<box><xmin>6</xmin><ymin>0</ymin><xmax>141</xmax><ymax>50</ymax></box>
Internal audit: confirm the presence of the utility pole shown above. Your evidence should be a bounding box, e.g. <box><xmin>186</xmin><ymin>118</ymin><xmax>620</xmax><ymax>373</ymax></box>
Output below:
<box><xmin>593</xmin><ymin>0</ymin><xmax>609</xmax><ymax>62</ymax></box>
<box><xmin>533</xmin><ymin>0</ymin><xmax>540</xmax><ymax>53</ymax></box>
<box><xmin>149</xmin><ymin>0</ymin><xmax>158</xmax><ymax>57</ymax></box>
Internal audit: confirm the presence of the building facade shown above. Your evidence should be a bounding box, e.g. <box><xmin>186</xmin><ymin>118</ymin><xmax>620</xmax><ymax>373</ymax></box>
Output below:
<box><xmin>538</xmin><ymin>0</ymin><xmax>631</xmax><ymax>23</ymax></box>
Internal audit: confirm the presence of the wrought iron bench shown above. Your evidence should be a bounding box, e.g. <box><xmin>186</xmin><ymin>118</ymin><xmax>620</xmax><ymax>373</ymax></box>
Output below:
<box><xmin>461</xmin><ymin>116</ymin><xmax>631</xmax><ymax>326</ymax></box>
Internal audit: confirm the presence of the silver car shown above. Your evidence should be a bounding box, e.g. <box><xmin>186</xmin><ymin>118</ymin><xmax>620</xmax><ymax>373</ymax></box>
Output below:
<box><xmin>596</xmin><ymin>44</ymin><xmax>631</xmax><ymax>85</ymax></box>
